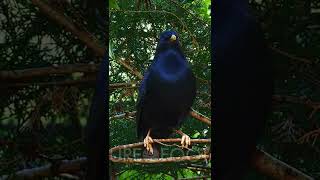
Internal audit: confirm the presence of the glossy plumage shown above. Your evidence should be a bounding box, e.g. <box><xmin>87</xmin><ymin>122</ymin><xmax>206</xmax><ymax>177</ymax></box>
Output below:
<box><xmin>213</xmin><ymin>1</ymin><xmax>273</xmax><ymax>179</ymax></box>
<box><xmin>136</xmin><ymin>30</ymin><xmax>196</xmax><ymax>157</ymax></box>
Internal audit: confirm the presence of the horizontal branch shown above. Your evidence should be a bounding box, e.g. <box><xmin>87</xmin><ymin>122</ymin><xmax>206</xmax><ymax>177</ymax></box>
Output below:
<box><xmin>109</xmin><ymin>138</ymin><xmax>211</xmax><ymax>164</ymax></box>
<box><xmin>3</xmin><ymin>81</ymin><xmax>138</xmax><ymax>91</ymax></box>
<box><xmin>110</xmin><ymin>154</ymin><xmax>210</xmax><ymax>164</ymax></box>
<box><xmin>3</xmin><ymin>78</ymin><xmax>96</xmax><ymax>88</ymax></box>
<box><xmin>109</xmin><ymin>139</ymin><xmax>211</xmax><ymax>153</ymax></box>
<box><xmin>0</xmin><ymin>64</ymin><xmax>98</xmax><ymax>81</ymax></box>
<box><xmin>109</xmin><ymin>82</ymin><xmax>138</xmax><ymax>90</ymax></box>
<box><xmin>273</xmin><ymin>95</ymin><xmax>320</xmax><ymax>109</ymax></box>
<box><xmin>2</xmin><ymin>157</ymin><xmax>86</xmax><ymax>179</ymax></box>
<box><xmin>110</xmin><ymin>111</ymin><xmax>137</xmax><ymax>120</ymax></box>
<box><xmin>2</xmin><ymin>148</ymin><xmax>313</xmax><ymax>179</ymax></box>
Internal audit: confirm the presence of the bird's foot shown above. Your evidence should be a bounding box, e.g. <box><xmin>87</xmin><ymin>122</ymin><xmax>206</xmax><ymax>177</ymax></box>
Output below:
<box><xmin>143</xmin><ymin>134</ymin><xmax>154</xmax><ymax>154</ymax></box>
<box><xmin>181</xmin><ymin>134</ymin><xmax>191</xmax><ymax>149</ymax></box>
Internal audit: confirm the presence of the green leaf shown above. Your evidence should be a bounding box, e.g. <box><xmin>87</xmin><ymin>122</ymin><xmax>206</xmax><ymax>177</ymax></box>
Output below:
<box><xmin>109</xmin><ymin>0</ymin><xmax>119</xmax><ymax>10</ymax></box>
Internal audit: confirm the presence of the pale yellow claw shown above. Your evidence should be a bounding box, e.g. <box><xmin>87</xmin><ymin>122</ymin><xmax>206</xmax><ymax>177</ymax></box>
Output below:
<box><xmin>143</xmin><ymin>129</ymin><xmax>154</xmax><ymax>154</ymax></box>
<box><xmin>181</xmin><ymin>134</ymin><xmax>191</xmax><ymax>149</ymax></box>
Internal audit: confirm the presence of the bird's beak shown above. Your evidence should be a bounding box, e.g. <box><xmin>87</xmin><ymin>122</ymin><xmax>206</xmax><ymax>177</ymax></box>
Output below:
<box><xmin>169</xmin><ymin>34</ymin><xmax>176</xmax><ymax>42</ymax></box>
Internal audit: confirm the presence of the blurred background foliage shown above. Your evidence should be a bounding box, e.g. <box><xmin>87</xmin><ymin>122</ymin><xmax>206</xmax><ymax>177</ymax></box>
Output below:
<box><xmin>0</xmin><ymin>0</ymin><xmax>106</xmax><ymax>178</ymax></box>
<box><xmin>109</xmin><ymin>0</ymin><xmax>211</xmax><ymax>179</ymax></box>
<box><xmin>246</xmin><ymin>0</ymin><xmax>320</xmax><ymax>179</ymax></box>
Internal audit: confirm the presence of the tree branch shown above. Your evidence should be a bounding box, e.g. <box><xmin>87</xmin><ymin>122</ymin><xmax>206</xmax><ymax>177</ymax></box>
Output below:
<box><xmin>2</xmin><ymin>157</ymin><xmax>86</xmax><ymax>180</ymax></box>
<box><xmin>252</xmin><ymin>149</ymin><xmax>314</xmax><ymax>180</ymax></box>
<box><xmin>0</xmin><ymin>64</ymin><xmax>99</xmax><ymax>81</ymax></box>
<box><xmin>269</xmin><ymin>46</ymin><xmax>312</xmax><ymax>64</ymax></box>
<box><xmin>189</xmin><ymin>109</ymin><xmax>211</xmax><ymax>126</ymax></box>
<box><xmin>109</xmin><ymin>138</ymin><xmax>211</xmax><ymax>164</ymax></box>
<box><xmin>31</xmin><ymin>0</ymin><xmax>105</xmax><ymax>57</ymax></box>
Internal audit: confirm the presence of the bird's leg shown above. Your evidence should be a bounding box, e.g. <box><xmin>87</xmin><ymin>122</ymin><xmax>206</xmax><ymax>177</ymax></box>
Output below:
<box><xmin>143</xmin><ymin>129</ymin><xmax>154</xmax><ymax>154</ymax></box>
<box><xmin>174</xmin><ymin>129</ymin><xmax>191</xmax><ymax>149</ymax></box>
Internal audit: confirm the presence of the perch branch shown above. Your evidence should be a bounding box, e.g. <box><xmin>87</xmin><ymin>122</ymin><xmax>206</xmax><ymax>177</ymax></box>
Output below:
<box><xmin>109</xmin><ymin>138</ymin><xmax>211</xmax><ymax>164</ymax></box>
<box><xmin>109</xmin><ymin>139</ymin><xmax>211</xmax><ymax>153</ymax></box>
<box><xmin>31</xmin><ymin>0</ymin><xmax>105</xmax><ymax>57</ymax></box>
<box><xmin>110</xmin><ymin>154</ymin><xmax>210</xmax><ymax>164</ymax></box>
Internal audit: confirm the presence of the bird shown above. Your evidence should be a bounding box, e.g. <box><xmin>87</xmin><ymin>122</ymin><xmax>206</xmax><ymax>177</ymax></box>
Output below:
<box><xmin>85</xmin><ymin>53</ymin><xmax>108</xmax><ymax>180</ymax></box>
<box><xmin>136</xmin><ymin>30</ymin><xmax>197</xmax><ymax>158</ymax></box>
<box><xmin>213</xmin><ymin>0</ymin><xmax>273</xmax><ymax>179</ymax></box>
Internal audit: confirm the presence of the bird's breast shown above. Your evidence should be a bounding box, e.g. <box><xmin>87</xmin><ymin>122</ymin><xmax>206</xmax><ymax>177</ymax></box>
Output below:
<box><xmin>153</xmin><ymin>49</ymin><xmax>189</xmax><ymax>82</ymax></box>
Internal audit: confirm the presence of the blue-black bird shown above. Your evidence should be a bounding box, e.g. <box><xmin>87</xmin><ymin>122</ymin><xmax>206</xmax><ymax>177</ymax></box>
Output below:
<box><xmin>136</xmin><ymin>30</ymin><xmax>196</xmax><ymax>157</ymax></box>
<box><xmin>85</xmin><ymin>53</ymin><xmax>108</xmax><ymax>180</ymax></box>
<box><xmin>213</xmin><ymin>0</ymin><xmax>273</xmax><ymax>179</ymax></box>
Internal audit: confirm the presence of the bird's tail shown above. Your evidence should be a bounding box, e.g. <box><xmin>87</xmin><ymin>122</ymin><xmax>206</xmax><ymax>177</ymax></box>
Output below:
<box><xmin>142</xmin><ymin>143</ymin><xmax>161</xmax><ymax>159</ymax></box>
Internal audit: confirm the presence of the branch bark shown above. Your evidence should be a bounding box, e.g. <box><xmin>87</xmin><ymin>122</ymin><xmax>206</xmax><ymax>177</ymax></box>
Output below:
<box><xmin>109</xmin><ymin>138</ymin><xmax>211</xmax><ymax>164</ymax></box>
<box><xmin>31</xmin><ymin>0</ymin><xmax>105</xmax><ymax>57</ymax></box>
<box><xmin>269</xmin><ymin>46</ymin><xmax>312</xmax><ymax>64</ymax></box>
<box><xmin>2</xmin><ymin>157</ymin><xmax>86</xmax><ymax>180</ymax></box>
<box><xmin>189</xmin><ymin>109</ymin><xmax>211</xmax><ymax>126</ymax></box>
<box><xmin>252</xmin><ymin>149</ymin><xmax>314</xmax><ymax>180</ymax></box>
<box><xmin>0</xmin><ymin>64</ymin><xmax>98</xmax><ymax>81</ymax></box>
<box><xmin>110</xmin><ymin>154</ymin><xmax>210</xmax><ymax>164</ymax></box>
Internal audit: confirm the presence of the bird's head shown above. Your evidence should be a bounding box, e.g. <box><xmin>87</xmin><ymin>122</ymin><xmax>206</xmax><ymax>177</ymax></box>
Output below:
<box><xmin>156</xmin><ymin>30</ymin><xmax>181</xmax><ymax>52</ymax></box>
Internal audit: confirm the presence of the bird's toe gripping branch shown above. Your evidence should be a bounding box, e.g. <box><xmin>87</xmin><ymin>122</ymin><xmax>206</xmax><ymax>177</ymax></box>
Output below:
<box><xmin>175</xmin><ymin>129</ymin><xmax>191</xmax><ymax>149</ymax></box>
<box><xmin>143</xmin><ymin>129</ymin><xmax>154</xmax><ymax>154</ymax></box>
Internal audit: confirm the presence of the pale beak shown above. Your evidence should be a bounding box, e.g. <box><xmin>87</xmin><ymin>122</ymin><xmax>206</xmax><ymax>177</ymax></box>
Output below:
<box><xmin>169</xmin><ymin>34</ymin><xmax>176</xmax><ymax>42</ymax></box>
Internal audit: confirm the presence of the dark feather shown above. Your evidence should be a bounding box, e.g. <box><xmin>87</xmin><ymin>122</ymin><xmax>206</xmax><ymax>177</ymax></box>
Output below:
<box><xmin>136</xmin><ymin>30</ymin><xmax>196</xmax><ymax>157</ymax></box>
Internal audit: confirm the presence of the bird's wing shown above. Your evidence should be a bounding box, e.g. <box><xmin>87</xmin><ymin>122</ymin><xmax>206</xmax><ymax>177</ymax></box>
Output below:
<box><xmin>136</xmin><ymin>69</ymin><xmax>151</xmax><ymax>138</ymax></box>
<box><xmin>177</xmin><ymin>70</ymin><xmax>197</xmax><ymax>127</ymax></box>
